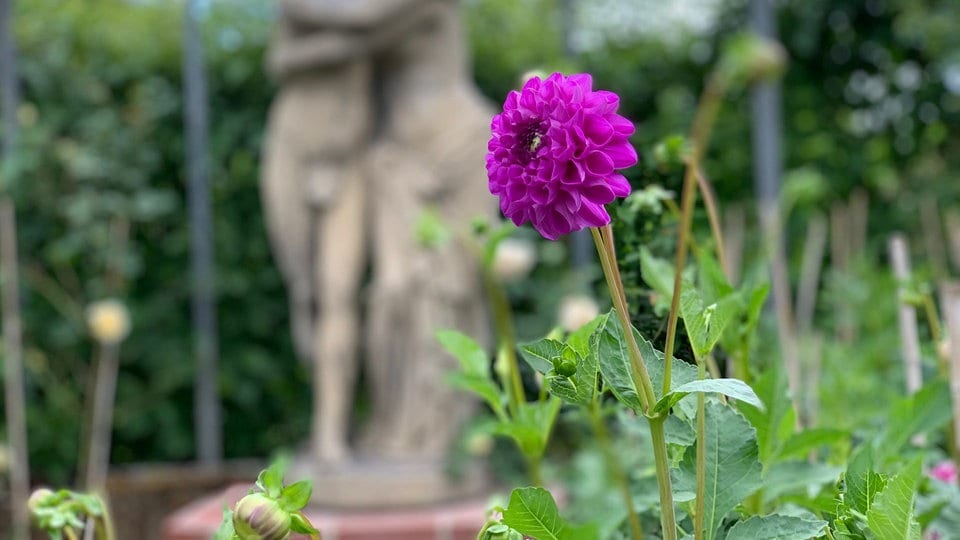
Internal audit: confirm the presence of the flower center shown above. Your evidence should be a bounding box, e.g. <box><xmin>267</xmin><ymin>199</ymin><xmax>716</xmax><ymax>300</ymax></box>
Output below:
<box><xmin>519</xmin><ymin>124</ymin><xmax>546</xmax><ymax>161</ymax></box>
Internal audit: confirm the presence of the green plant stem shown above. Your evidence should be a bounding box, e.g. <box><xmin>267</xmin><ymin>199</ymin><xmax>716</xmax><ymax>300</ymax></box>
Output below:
<box><xmin>648</xmin><ymin>416</ymin><xmax>678</xmax><ymax>540</ymax></box>
<box><xmin>694</xmin><ymin>168</ymin><xmax>729</xmax><ymax>280</ymax></box>
<box><xmin>590</xmin><ymin>226</ymin><xmax>657</xmax><ymax>409</ymax></box>
<box><xmin>589</xmin><ymin>401</ymin><xmax>644</xmax><ymax>540</ymax></box>
<box><xmin>923</xmin><ymin>294</ymin><xmax>944</xmax><ymax>349</ymax></box>
<box><xmin>662</xmin><ymin>73</ymin><xmax>727</xmax><ymax>395</ymax></box>
<box><xmin>591</xmin><ymin>226</ymin><xmax>676</xmax><ymax>539</ymax></box>
<box><xmin>483</xmin><ymin>270</ymin><xmax>526</xmax><ymax>418</ymax></box>
<box><xmin>694</xmin><ymin>359</ymin><xmax>707</xmax><ymax>540</ymax></box>
<box><xmin>527</xmin><ymin>454</ymin><xmax>544</xmax><ymax>487</ymax></box>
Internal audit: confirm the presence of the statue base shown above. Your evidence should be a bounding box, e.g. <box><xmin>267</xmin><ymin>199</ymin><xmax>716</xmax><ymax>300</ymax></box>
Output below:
<box><xmin>290</xmin><ymin>456</ymin><xmax>490</xmax><ymax>508</ymax></box>
<box><xmin>163</xmin><ymin>481</ymin><xmax>493</xmax><ymax>540</ymax></box>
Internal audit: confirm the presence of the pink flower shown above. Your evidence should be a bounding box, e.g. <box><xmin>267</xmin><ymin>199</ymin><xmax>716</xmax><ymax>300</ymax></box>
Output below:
<box><xmin>929</xmin><ymin>461</ymin><xmax>958</xmax><ymax>484</ymax></box>
<box><xmin>486</xmin><ymin>73</ymin><xmax>637</xmax><ymax>240</ymax></box>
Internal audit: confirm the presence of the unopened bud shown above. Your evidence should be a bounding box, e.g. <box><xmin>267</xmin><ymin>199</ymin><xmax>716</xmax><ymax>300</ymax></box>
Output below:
<box><xmin>558</xmin><ymin>295</ymin><xmax>600</xmax><ymax>332</ymax></box>
<box><xmin>492</xmin><ymin>238</ymin><xmax>537</xmax><ymax>282</ymax></box>
<box><xmin>233</xmin><ymin>493</ymin><xmax>291</xmax><ymax>540</ymax></box>
<box><xmin>480</xmin><ymin>522</ymin><xmax>524</xmax><ymax>540</ymax></box>
<box><xmin>27</xmin><ymin>488</ymin><xmax>55</xmax><ymax>514</ymax></box>
<box><xmin>466</xmin><ymin>432</ymin><xmax>494</xmax><ymax>457</ymax></box>
<box><xmin>86</xmin><ymin>299</ymin><xmax>131</xmax><ymax>345</ymax></box>
<box><xmin>721</xmin><ymin>33</ymin><xmax>787</xmax><ymax>84</ymax></box>
<box><xmin>939</xmin><ymin>339</ymin><xmax>952</xmax><ymax>361</ymax></box>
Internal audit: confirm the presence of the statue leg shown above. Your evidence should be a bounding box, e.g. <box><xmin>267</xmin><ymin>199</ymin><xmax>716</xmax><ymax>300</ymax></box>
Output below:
<box><xmin>261</xmin><ymin>129</ymin><xmax>314</xmax><ymax>364</ymax></box>
<box><xmin>312</xmin><ymin>161</ymin><xmax>366</xmax><ymax>463</ymax></box>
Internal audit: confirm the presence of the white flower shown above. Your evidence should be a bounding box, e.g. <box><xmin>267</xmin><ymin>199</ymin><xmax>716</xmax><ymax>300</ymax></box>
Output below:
<box><xmin>86</xmin><ymin>299</ymin><xmax>131</xmax><ymax>345</ymax></box>
<box><xmin>491</xmin><ymin>238</ymin><xmax>537</xmax><ymax>282</ymax></box>
<box><xmin>558</xmin><ymin>295</ymin><xmax>600</xmax><ymax>332</ymax></box>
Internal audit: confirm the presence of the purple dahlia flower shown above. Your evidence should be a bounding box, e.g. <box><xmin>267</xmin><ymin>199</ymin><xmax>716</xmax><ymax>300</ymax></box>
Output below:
<box><xmin>486</xmin><ymin>72</ymin><xmax>638</xmax><ymax>240</ymax></box>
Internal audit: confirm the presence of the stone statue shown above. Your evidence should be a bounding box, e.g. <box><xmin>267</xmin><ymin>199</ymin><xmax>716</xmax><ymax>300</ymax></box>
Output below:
<box><xmin>260</xmin><ymin>0</ymin><xmax>494</xmax><ymax>501</ymax></box>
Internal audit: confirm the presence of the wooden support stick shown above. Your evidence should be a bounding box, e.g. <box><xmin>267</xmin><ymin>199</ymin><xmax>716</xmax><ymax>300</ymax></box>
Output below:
<box><xmin>946</xmin><ymin>209</ymin><xmax>960</xmax><ymax>275</ymax></box>
<box><xmin>939</xmin><ymin>281</ymin><xmax>960</xmax><ymax>460</ymax></box>
<box><xmin>921</xmin><ymin>197</ymin><xmax>948</xmax><ymax>279</ymax></box>
<box><xmin>795</xmin><ymin>212</ymin><xmax>828</xmax><ymax>334</ymax></box>
<box><xmin>85</xmin><ymin>343</ymin><xmax>120</xmax><ymax>492</ymax></box>
<box><xmin>890</xmin><ymin>234</ymin><xmax>923</xmax><ymax>395</ymax></box>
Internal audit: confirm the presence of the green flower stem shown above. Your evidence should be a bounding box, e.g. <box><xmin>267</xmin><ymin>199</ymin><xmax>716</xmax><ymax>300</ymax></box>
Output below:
<box><xmin>528</xmin><ymin>454</ymin><xmax>544</xmax><ymax>487</ymax></box>
<box><xmin>483</xmin><ymin>270</ymin><xmax>526</xmax><ymax>419</ymax></box>
<box><xmin>590</xmin><ymin>226</ymin><xmax>676</xmax><ymax>540</ymax></box>
<box><xmin>663</xmin><ymin>72</ymin><xmax>727</xmax><ymax>395</ymax></box>
<box><xmin>694</xmin><ymin>359</ymin><xmax>707</xmax><ymax>540</ymax></box>
<box><xmin>694</xmin><ymin>168</ymin><xmax>729</xmax><ymax>281</ymax></box>
<box><xmin>589</xmin><ymin>401</ymin><xmax>644</xmax><ymax>540</ymax></box>
<box><xmin>590</xmin><ymin>226</ymin><xmax>657</xmax><ymax>410</ymax></box>
<box><xmin>648</xmin><ymin>416</ymin><xmax>678</xmax><ymax>540</ymax></box>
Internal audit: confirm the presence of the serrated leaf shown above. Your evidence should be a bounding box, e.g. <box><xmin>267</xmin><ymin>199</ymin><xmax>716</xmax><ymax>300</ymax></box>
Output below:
<box><xmin>597</xmin><ymin>310</ymin><xmax>697</xmax><ymax>413</ymax></box>
<box><xmin>775</xmin><ymin>428</ymin><xmax>848</xmax><ymax>460</ymax></box>
<box><xmin>672</xmin><ymin>401</ymin><xmax>762</xmax><ymax>540</ymax></box>
<box><xmin>725</xmin><ymin>514</ymin><xmax>827</xmax><ymax>540</ymax></box>
<box><xmin>445</xmin><ymin>372</ymin><xmax>506</xmax><ymax>419</ymax></box>
<box><xmin>878</xmin><ymin>380</ymin><xmax>952</xmax><ymax>458</ymax></box>
<box><xmin>519</xmin><ymin>338</ymin><xmax>565</xmax><ymax>374</ymax></box>
<box><xmin>845</xmin><ymin>445</ymin><xmax>886</xmax><ymax>516</ymax></box>
<box><xmin>437</xmin><ymin>330</ymin><xmax>489</xmax><ymax>377</ymax></box>
<box><xmin>501</xmin><ymin>487</ymin><xmax>598</xmax><ymax>540</ymax></box>
<box><xmin>866</xmin><ymin>458</ymin><xmax>922</xmax><ymax>540</ymax></box>
<box><xmin>679</xmin><ymin>285</ymin><xmax>740</xmax><ymax>359</ymax></box>
<box><xmin>278</xmin><ymin>480</ymin><xmax>312</xmax><ymax>512</ymax></box>
<box><xmin>654</xmin><ymin>378</ymin><xmax>764</xmax><ymax>414</ymax></box>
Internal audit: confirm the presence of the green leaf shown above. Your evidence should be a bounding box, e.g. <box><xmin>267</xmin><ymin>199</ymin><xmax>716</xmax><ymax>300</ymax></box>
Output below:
<box><xmin>597</xmin><ymin>310</ymin><xmax>698</xmax><ymax>413</ymax></box>
<box><xmin>679</xmin><ymin>285</ymin><xmax>740</xmax><ymax>359</ymax></box>
<box><xmin>437</xmin><ymin>330</ymin><xmax>489</xmax><ymax>377</ymax></box>
<box><xmin>761</xmin><ymin>461</ymin><xmax>843</xmax><ymax>504</ymax></box>
<box><xmin>289</xmin><ymin>512</ymin><xmax>320</xmax><ymax>534</ymax></box>
<box><xmin>866</xmin><ymin>458</ymin><xmax>922</xmax><ymax>540</ymax></box>
<box><xmin>490</xmin><ymin>398</ymin><xmax>561</xmax><ymax>458</ymax></box>
<box><xmin>501</xmin><ymin>487</ymin><xmax>598</xmax><ymax>540</ymax></box>
<box><xmin>653</xmin><ymin>378</ymin><xmax>764</xmax><ymax>414</ymax></box>
<box><xmin>775</xmin><ymin>428</ymin><xmax>848</xmax><ymax>461</ymax></box>
<box><xmin>738</xmin><ymin>365</ymin><xmax>795</xmax><ymax>464</ymax></box>
<box><xmin>566</xmin><ymin>312</ymin><xmax>607</xmax><ymax>358</ymax></box>
<box><xmin>257</xmin><ymin>457</ymin><xmax>288</xmax><ymax>498</ymax></box>
<box><xmin>639</xmin><ymin>246</ymin><xmax>675</xmax><ymax>298</ymax></box>
<box><xmin>519</xmin><ymin>338</ymin><xmax>565</xmax><ymax>375</ymax></box>
<box><xmin>878</xmin><ymin>380</ymin><xmax>952</xmax><ymax>458</ymax></box>
<box><xmin>278</xmin><ymin>480</ymin><xmax>312</xmax><ymax>512</ymax></box>
<box><xmin>725</xmin><ymin>514</ymin><xmax>827</xmax><ymax>540</ymax></box>
<box><xmin>845</xmin><ymin>445</ymin><xmax>886</xmax><ymax>516</ymax></box>
<box><xmin>214</xmin><ymin>508</ymin><xmax>236</xmax><ymax>540</ymax></box>
<box><xmin>673</xmin><ymin>401</ymin><xmax>762</xmax><ymax>540</ymax></box>
<box><xmin>445</xmin><ymin>372</ymin><xmax>506</xmax><ymax>419</ymax></box>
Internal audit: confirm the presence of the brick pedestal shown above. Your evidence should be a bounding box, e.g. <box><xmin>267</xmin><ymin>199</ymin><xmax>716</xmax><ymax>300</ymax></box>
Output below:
<box><xmin>163</xmin><ymin>484</ymin><xmax>492</xmax><ymax>540</ymax></box>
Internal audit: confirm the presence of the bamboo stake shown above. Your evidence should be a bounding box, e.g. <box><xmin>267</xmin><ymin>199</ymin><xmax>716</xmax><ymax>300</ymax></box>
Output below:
<box><xmin>722</xmin><ymin>202</ymin><xmax>745</xmax><ymax>286</ymax></box>
<box><xmin>939</xmin><ymin>281</ymin><xmax>960</xmax><ymax>460</ymax></box>
<box><xmin>0</xmin><ymin>0</ymin><xmax>30</xmax><ymax>536</ymax></box>
<box><xmin>921</xmin><ymin>197</ymin><xmax>948</xmax><ymax>279</ymax></box>
<box><xmin>85</xmin><ymin>343</ymin><xmax>119</xmax><ymax>492</ymax></box>
<box><xmin>889</xmin><ymin>234</ymin><xmax>923</xmax><ymax>395</ymax></box>
<box><xmin>946</xmin><ymin>209</ymin><xmax>960</xmax><ymax>275</ymax></box>
<box><xmin>795</xmin><ymin>212</ymin><xmax>828</xmax><ymax>334</ymax></box>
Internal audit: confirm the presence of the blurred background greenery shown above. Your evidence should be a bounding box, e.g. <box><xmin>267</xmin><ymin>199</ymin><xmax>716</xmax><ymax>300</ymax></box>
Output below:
<box><xmin>2</xmin><ymin>0</ymin><xmax>959</xmax><ymax>486</ymax></box>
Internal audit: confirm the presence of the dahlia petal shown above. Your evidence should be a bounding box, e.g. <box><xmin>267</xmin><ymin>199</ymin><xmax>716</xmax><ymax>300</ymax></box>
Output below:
<box><xmin>583</xmin><ymin>115</ymin><xmax>614</xmax><ymax>145</ymax></box>
<box><xmin>584</xmin><ymin>151</ymin><xmax>615</xmax><ymax>177</ymax></box>
<box><xmin>605</xmin><ymin>141</ymin><xmax>638</xmax><ymax>169</ymax></box>
<box><xmin>577</xmin><ymin>201</ymin><xmax>611</xmax><ymax>228</ymax></box>
<box><xmin>606</xmin><ymin>173</ymin><xmax>631</xmax><ymax>197</ymax></box>
<box><xmin>581</xmin><ymin>181</ymin><xmax>616</xmax><ymax>204</ymax></box>
<box><xmin>609</xmin><ymin>115</ymin><xmax>635</xmax><ymax>136</ymax></box>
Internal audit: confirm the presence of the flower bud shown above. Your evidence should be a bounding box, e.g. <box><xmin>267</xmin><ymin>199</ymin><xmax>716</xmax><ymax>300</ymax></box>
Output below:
<box><xmin>491</xmin><ymin>238</ymin><xmax>537</xmax><ymax>282</ymax></box>
<box><xmin>27</xmin><ymin>488</ymin><xmax>55</xmax><ymax>514</ymax></box>
<box><xmin>721</xmin><ymin>33</ymin><xmax>787</xmax><ymax>84</ymax></box>
<box><xmin>929</xmin><ymin>461</ymin><xmax>958</xmax><ymax>485</ymax></box>
<box><xmin>86</xmin><ymin>299</ymin><xmax>131</xmax><ymax>345</ymax></box>
<box><xmin>466</xmin><ymin>432</ymin><xmax>494</xmax><ymax>457</ymax></box>
<box><xmin>480</xmin><ymin>522</ymin><xmax>524</xmax><ymax>540</ymax></box>
<box><xmin>939</xmin><ymin>339</ymin><xmax>951</xmax><ymax>361</ymax></box>
<box><xmin>233</xmin><ymin>493</ymin><xmax>291</xmax><ymax>540</ymax></box>
<box><xmin>558</xmin><ymin>295</ymin><xmax>600</xmax><ymax>332</ymax></box>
